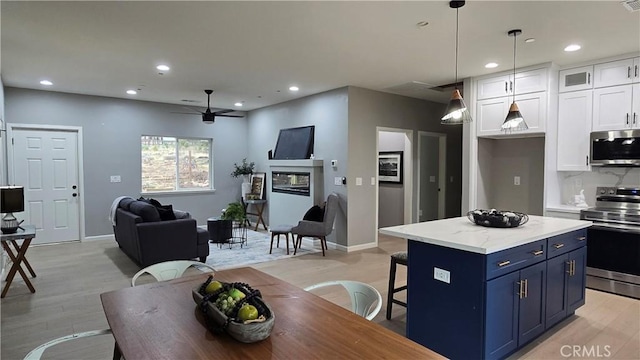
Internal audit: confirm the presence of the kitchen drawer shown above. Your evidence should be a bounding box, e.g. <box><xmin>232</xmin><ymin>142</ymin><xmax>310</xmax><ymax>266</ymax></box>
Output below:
<box><xmin>547</xmin><ymin>229</ymin><xmax>587</xmax><ymax>258</ymax></box>
<box><xmin>486</xmin><ymin>240</ymin><xmax>546</xmax><ymax>280</ymax></box>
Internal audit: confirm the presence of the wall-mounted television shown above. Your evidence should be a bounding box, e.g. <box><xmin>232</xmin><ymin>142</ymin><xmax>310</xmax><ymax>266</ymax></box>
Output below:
<box><xmin>273</xmin><ymin>125</ymin><xmax>315</xmax><ymax>160</ymax></box>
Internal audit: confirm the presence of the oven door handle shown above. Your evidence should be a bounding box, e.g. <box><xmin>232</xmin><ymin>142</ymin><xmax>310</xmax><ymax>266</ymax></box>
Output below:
<box><xmin>590</xmin><ymin>223</ymin><xmax>640</xmax><ymax>234</ymax></box>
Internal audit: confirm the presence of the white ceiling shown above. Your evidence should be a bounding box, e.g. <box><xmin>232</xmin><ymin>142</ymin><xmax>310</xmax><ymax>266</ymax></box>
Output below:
<box><xmin>2</xmin><ymin>1</ymin><xmax>639</xmax><ymax>111</ymax></box>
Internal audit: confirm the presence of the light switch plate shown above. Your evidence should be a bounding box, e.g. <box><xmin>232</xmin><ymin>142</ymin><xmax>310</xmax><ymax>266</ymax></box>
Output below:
<box><xmin>356</xmin><ymin>177</ymin><xmax>362</xmax><ymax>186</ymax></box>
<box><xmin>334</xmin><ymin>177</ymin><xmax>342</xmax><ymax>186</ymax></box>
<box><xmin>110</xmin><ymin>175</ymin><xmax>121</xmax><ymax>183</ymax></box>
<box><xmin>371</xmin><ymin>177</ymin><xmax>375</xmax><ymax>186</ymax></box>
<box><xmin>434</xmin><ymin>267</ymin><xmax>450</xmax><ymax>284</ymax></box>
<box><xmin>514</xmin><ymin>176</ymin><xmax>521</xmax><ymax>186</ymax></box>
<box><xmin>429</xmin><ymin>176</ymin><xmax>436</xmax><ymax>183</ymax></box>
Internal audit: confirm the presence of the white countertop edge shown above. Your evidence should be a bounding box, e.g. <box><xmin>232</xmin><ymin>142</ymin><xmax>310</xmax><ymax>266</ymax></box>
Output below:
<box><xmin>379</xmin><ymin>222</ymin><xmax>592</xmax><ymax>255</ymax></box>
<box><xmin>545</xmin><ymin>206</ymin><xmax>585</xmax><ymax>214</ymax></box>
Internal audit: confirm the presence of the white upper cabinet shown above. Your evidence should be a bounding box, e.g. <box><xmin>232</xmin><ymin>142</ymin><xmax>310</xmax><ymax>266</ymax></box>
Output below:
<box><xmin>476</xmin><ymin>92</ymin><xmax>546</xmax><ymax>137</ymax></box>
<box><xmin>557</xmin><ymin>90</ymin><xmax>592</xmax><ymax>171</ymax></box>
<box><xmin>559</xmin><ymin>66</ymin><xmax>593</xmax><ymax>93</ymax></box>
<box><xmin>592</xmin><ymin>84</ymin><xmax>634</xmax><ymax>131</ymax></box>
<box><xmin>593</xmin><ymin>58</ymin><xmax>638</xmax><ymax>88</ymax></box>
<box><xmin>477</xmin><ymin>75</ymin><xmax>511</xmax><ymax>100</ymax></box>
<box><xmin>476</xmin><ymin>68</ymin><xmax>547</xmax><ymax>100</ymax></box>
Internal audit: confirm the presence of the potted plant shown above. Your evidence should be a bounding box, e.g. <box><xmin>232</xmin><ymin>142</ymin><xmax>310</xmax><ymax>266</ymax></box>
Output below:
<box><xmin>231</xmin><ymin>158</ymin><xmax>255</xmax><ymax>178</ymax></box>
<box><xmin>231</xmin><ymin>159</ymin><xmax>255</xmax><ymax>200</ymax></box>
<box><xmin>221</xmin><ymin>202</ymin><xmax>247</xmax><ymax>223</ymax></box>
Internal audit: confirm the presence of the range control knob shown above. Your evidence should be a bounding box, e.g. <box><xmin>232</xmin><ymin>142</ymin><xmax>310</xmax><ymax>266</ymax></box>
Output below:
<box><xmin>599</xmin><ymin>189</ymin><xmax>606</xmax><ymax>194</ymax></box>
<box><xmin>609</xmin><ymin>189</ymin><xmax>615</xmax><ymax>195</ymax></box>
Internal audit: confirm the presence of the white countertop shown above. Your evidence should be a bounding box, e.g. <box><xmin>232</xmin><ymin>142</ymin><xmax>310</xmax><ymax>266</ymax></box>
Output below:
<box><xmin>378</xmin><ymin>215</ymin><xmax>592</xmax><ymax>254</ymax></box>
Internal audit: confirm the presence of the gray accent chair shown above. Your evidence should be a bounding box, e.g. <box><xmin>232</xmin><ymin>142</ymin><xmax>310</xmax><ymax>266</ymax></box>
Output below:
<box><xmin>291</xmin><ymin>193</ymin><xmax>339</xmax><ymax>256</ymax></box>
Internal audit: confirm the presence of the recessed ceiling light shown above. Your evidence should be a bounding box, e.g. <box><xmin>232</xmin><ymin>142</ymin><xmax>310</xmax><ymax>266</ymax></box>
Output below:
<box><xmin>234</xmin><ymin>102</ymin><xmax>243</xmax><ymax>107</ymax></box>
<box><xmin>564</xmin><ymin>44</ymin><xmax>581</xmax><ymax>52</ymax></box>
<box><xmin>126</xmin><ymin>90</ymin><xmax>137</xmax><ymax>95</ymax></box>
<box><xmin>485</xmin><ymin>62</ymin><xmax>499</xmax><ymax>69</ymax></box>
<box><xmin>289</xmin><ymin>86</ymin><xmax>299</xmax><ymax>92</ymax></box>
<box><xmin>524</xmin><ymin>38</ymin><xmax>535</xmax><ymax>43</ymax></box>
<box><xmin>156</xmin><ymin>64</ymin><xmax>170</xmax><ymax>71</ymax></box>
<box><xmin>40</xmin><ymin>80</ymin><xmax>53</xmax><ymax>86</ymax></box>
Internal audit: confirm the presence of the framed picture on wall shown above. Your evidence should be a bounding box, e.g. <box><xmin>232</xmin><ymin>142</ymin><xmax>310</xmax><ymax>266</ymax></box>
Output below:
<box><xmin>249</xmin><ymin>172</ymin><xmax>266</xmax><ymax>199</ymax></box>
<box><xmin>378</xmin><ymin>151</ymin><xmax>403</xmax><ymax>184</ymax></box>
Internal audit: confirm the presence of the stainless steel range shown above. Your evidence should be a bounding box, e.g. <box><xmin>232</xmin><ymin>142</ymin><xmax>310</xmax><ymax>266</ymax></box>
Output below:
<box><xmin>580</xmin><ymin>187</ymin><xmax>640</xmax><ymax>299</ymax></box>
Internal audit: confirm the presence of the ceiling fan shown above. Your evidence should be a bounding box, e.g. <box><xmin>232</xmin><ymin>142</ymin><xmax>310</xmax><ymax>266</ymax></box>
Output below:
<box><xmin>174</xmin><ymin>89</ymin><xmax>244</xmax><ymax>124</ymax></box>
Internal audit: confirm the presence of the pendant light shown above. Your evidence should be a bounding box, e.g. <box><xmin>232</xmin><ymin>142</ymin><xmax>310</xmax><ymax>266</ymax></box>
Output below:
<box><xmin>501</xmin><ymin>29</ymin><xmax>528</xmax><ymax>131</ymax></box>
<box><xmin>441</xmin><ymin>0</ymin><xmax>472</xmax><ymax>125</ymax></box>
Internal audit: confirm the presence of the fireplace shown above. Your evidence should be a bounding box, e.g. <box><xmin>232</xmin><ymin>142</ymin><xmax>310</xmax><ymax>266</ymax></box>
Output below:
<box><xmin>272</xmin><ymin>172</ymin><xmax>310</xmax><ymax>196</ymax></box>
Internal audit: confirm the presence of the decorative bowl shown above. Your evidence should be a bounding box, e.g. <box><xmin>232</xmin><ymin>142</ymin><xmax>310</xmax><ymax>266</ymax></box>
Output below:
<box><xmin>466</xmin><ymin>209</ymin><xmax>529</xmax><ymax>228</ymax></box>
<box><xmin>192</xmin><ymin>277</ymin><xmax>275</xmax><ymax>343</ymax></box>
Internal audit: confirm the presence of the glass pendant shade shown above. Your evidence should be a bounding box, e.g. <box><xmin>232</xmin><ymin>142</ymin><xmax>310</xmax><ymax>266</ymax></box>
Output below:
<box><xmin>501</xmin><ymin>102</ymin><xmax>528</xmax><ymax>131</ymax></box>
<box><xmin>441</xmin><ymin>89</ymin><xmax>471</xmax><ymax>124</ymax></box>
<box><xmin>502</xmin><ymin>29</ymin><xmax>528</xmax><ymax>132</ymax></box>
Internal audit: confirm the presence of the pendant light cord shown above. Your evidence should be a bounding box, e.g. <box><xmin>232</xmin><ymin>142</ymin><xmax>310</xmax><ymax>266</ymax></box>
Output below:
<box><xmin>512</xmin><ymin>31</ymin><xmax>517</xmax><ymax>103</ymax></box>
<box><xmin>455</xmin><ymin>8</ymin><xmax>459</xmax><ymax>87</ymax></box>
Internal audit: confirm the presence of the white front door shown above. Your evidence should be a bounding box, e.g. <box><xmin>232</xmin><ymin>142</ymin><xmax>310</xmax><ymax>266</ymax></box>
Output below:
<box><xmin>9</xmin><ymin>128</ymin><xmax>80</xmax><ymax>244</ymax></box>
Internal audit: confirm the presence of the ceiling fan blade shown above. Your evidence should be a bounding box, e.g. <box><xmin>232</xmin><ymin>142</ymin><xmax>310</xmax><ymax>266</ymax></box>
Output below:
<box><xmin>216</xmin><ymin>114</ymin><xmax>245</xmax><ymax>118</ymax></box>
<box><xmin>171</xmin><ymin>111</ymin><xmax>202</xmax><ymax>115</ymax></box>
<box><xmin>213</xmin><ymin>109</ymin><xmax>234</xmax><ymax>115</ymax></box>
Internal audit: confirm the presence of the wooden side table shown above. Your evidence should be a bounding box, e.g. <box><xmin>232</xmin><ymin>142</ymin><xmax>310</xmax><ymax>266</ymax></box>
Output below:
<box><xmin>243</xmin><ymin>199</ymin><xmax>268</xmax><ymax>231</ymax></box>
<box><xmin>1</xmin><ymin>225</ymin><xmax>37</xmax><ymax>298</ymax></box>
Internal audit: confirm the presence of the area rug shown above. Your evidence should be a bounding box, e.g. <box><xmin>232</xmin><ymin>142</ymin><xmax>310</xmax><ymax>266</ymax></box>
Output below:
<box><xmin>205</xmin><ymin>229</ymin><xmax>320</xmax><ymax>270</ymax></box>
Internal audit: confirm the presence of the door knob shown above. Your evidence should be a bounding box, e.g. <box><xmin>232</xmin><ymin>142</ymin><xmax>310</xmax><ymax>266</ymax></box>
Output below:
<box><xmin>72</xmin><ymin>193</ymin><xmax>77</xmax><ymax>197</ymax></box>
<box><xmin>72</xmin><ymin>185</ymin><xmax>77</xmax><ymax>189</ymax></box>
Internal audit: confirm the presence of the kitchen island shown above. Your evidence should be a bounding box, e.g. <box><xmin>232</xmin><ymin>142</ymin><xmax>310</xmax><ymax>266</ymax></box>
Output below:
<box><xmin>379</xmin><ymin>215</ymin><xmax>592</xmax><ymax>360</ymax></box>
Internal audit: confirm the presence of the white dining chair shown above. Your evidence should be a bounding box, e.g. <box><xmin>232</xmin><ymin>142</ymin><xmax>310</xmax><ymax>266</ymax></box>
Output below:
<box><xmin>131</xmin><ymin>260</ymin><xmax>215</xmax><ymax>287</ymax></box>
<box><xmin>24</xmin><ymin>329</ymin><xmax>117</xmax><ymax>360</ymax></box>
<box><xmin>304</xmin><ymin>280</ymin><xmax>383</xmax><ymax>321</ymax></box>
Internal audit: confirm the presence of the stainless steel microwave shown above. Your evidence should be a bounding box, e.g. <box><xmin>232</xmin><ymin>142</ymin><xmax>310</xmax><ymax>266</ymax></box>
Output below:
<box><xmin>590</xmin><ymin>130</ymin><xmax>640</xmax><ymax>166</ymax></box>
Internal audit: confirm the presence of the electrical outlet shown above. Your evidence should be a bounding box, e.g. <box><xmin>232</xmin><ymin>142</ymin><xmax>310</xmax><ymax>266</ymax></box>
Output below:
<box><xmin>370</xmin><ymin>177</ymin><xmax>375</xmax><ymax>186</ymax></box>
<box><xmin>334</xmin><ymin>177</ymin><xmax>342</xmax><ymax>186</ymax></box>
<box><xmin>356</xmin><ymin>177</ymin><xmax>362</xmax><ymax>186</ymax></box>
<box><xmin>434</xmin><ymin>267</ymin><xmax>450</xmax><ymax>284</ymax></box>
<box><xmin>419</xmin><ymin>209</ymin><xmax>423</xmax><ymax>217</ymax></box>
<box><xmin>514</xmin><ymin>176</ymin><xmax>521</xmax><ymax>186</ymax></box>
<box><xmin>429</xmin><ymin>176</ymin><xmax>436</xmax><ymax>183</ymax></box>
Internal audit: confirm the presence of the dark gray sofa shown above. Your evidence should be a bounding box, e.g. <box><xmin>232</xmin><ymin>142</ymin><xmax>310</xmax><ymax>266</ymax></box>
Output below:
<box><xmin>113</xmin><ymin>198</ymin><xmax>209</xmax><ymax>267</ymax></box>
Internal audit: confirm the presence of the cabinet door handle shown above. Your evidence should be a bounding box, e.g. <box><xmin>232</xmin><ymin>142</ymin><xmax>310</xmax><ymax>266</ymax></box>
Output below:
<box><xmin>517</xmin><ymin>281</ymin><xmax>524</xmax><ymax>299</ymax></box>
<box><xmin>498</xmin><ymin>260</ymin><xmax>511</xmax><ymax>267</ymax></box>
<box><xmin>505</xmin><ymin>81</ymin><xmax>508</xmax><ymax>93</ymax></box>
<box><xmin>636</xmin><ymin>65</ymin><xmax>639</xmax><ymax>78</ymax></box>
<box><xmin>628</xmin><ymin>66</ymin><xmax>632</xmax><ymax>79</ymax></box>
<box><xmin>510</xmin><ymin>81</ymin><xmax>513</xmax><ymax>92</ymax></box>
<box><xmin>586</xmin><ymin>155</ymin><xmax>589</xmax><ymax>166</ymax></box>
<box><xmin>554</xmin><ymin>243</ymin><xmax>565</xmax><ymax>249</ymax></box>
<box><xmin>532</xmin><ymin>250</ymin><xmax>544</xmax><ymax>256</ymax></box>
<box><xmin>577</xmin><ymin>236</ymin><xmax>586</xmax><ymax>241</ymax></box>
<box><xmin>524</xmin><ymin>279</ymin><xmax>528</xmax><ymax>298</ymax></box>
<box><xmin>588</xmin><ymin>72</ymin><xmax>591</xmax><ymax>84</ymax></box>
<box><xmin>627</xmin><ymin>113</ymin><xmax>630</xmax><ymax>125</ymax></box>
<box><xmin>634</xmin><ymin>113</ymin><xmax>637</xmax><ymax>126</ymax></box>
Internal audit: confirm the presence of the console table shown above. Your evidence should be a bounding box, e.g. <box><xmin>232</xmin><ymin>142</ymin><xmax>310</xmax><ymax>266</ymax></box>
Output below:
<box><xmin>1</xmin><ymin>225</ymin><xmax>37</xmax><ymax>298</ymax></box>
<box><xmin>242</xmin><ymin>199</ymin><xmax>267</xmax><ymax>231</ymax></box>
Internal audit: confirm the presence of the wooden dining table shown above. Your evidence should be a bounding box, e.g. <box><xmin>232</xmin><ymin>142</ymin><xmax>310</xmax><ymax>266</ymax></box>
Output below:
<box><xmin>100</xmin><ymin>267</ymin><xmax>444</xmax><ymax>360</ymax></box>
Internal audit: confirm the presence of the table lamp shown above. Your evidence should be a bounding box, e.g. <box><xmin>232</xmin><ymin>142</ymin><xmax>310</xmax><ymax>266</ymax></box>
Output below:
<box><xmin>1</xmin><ymin>186</ymin><xmax>25</xmax><ymax>234</ymax></box>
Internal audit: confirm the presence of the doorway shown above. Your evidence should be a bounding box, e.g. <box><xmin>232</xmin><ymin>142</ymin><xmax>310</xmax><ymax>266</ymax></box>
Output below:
<box><xmin>417</xmin><ymin>132</ymin><xmax>447</xmax><ymax>221</ymax></box>
<box><xmin>7</xmin><ymin>124</ymin><xmax>84</xmax><ymax>244</ymax></box>
<box><xmin>377</xmin><ymin>127</ymin><xmax>413</xmax><ymax>229</ymax></box>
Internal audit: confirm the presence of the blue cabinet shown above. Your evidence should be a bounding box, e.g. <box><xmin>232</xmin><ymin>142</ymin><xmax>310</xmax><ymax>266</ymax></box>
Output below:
<box><xmin>406</xmin><ymin>229</ymin><xmax>587</xmax><ymax>360</ymax></box>
<box><xmin>485</xmin><ymin>261</ymin><xmax>546</xmax><ymax>360</ymax></box>
<box><xmin>546</xmin><ymin>244</ymin><xmax>587</xmax><ymax>328</ymax></box>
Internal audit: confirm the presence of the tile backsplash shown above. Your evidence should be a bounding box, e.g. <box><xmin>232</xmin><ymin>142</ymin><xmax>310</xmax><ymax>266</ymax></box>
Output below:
<box><xmin>560</xmin><ymin>167</ymin><xmax>640</xmax><ymax>207</ymax></box>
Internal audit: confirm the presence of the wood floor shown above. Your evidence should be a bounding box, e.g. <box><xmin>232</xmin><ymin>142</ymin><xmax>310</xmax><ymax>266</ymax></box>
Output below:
<box><xmin>1</xmin><ymin>233</ymin><xmax>638</xmax><ymax>359</ymax></box>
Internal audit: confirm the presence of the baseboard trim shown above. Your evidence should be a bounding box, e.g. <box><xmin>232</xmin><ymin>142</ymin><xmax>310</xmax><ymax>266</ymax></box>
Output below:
<box><xmin>83</xmin><ymin>234</ymin><xmax>114</xmax><ymax>242</ymax></box>
<box><xmin>328</xmin><ymin>242</ymin><xmax>378</xmax><ymax>252</ymax></box>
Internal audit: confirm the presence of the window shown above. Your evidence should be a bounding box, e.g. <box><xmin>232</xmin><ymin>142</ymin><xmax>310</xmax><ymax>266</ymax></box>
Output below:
<box><xmin>141</xmin><ymin>136</ymin><xmax>213</xmax><ymax>193</ymax></box>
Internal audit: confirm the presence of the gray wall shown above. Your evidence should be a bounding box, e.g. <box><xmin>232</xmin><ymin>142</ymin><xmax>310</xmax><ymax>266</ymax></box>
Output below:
<box><xmin>247</xmin><ymin>87</ymin><xmax>349</xmax><ymax>245</ymax></box>
<box><xmin>378</xmin><ymin>131</ymin><xmax>405</xmax><ymax>228</ymax></box>
<box><xmin>347</xmin><ymin>86</ymin><xmax>462</xmax><ymax>247</ymax></box>
<box><xmin>477</xmin><ymin>137</ymin><xmax>545</xmax><ymax>215</ymax></box>
<box><xmin>419</xmin><ymin>133</ymin><xmax>440</xmax><ymax>221</ymax></box>
<box><xmin>5</xmin><ymin>87</ymin><xmax>248</xmax><ymax>237</ymax></box>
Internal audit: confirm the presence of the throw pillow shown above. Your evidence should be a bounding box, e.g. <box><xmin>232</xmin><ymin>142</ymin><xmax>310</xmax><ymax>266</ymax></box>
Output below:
<box><xmin>129</xmin><ymin>201</ymin><xmax>161</xmax><ymax>222</ymax></box>
<box><xmin>303</xmin><ymin>205</ymin><xmax>325</xmax><ymax>222</ymax></box>
<box><xmin>157</xmin><ymin>204</ymin><xmax>177</xmax><ymax>221</ymax></box>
